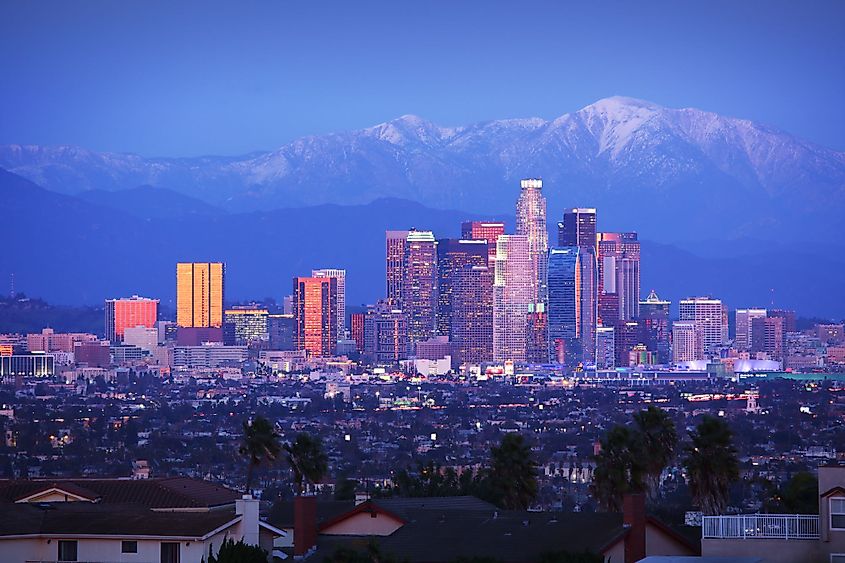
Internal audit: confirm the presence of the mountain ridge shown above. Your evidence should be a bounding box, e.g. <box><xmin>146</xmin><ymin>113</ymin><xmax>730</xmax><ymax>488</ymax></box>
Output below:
<box><xmin>1</xmin><ymin>96</ymin><xmax>844</xmax><ymax>240</ymax></box>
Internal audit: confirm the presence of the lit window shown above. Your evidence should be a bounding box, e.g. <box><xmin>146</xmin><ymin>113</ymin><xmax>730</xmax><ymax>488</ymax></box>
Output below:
<box><xmin>833</xmin><ymin>498</ymin><xmax>845</xmax><ymax>530</ymax></box>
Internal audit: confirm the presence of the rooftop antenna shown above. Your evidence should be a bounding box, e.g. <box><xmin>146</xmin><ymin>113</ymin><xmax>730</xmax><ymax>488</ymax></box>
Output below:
<box><xmin>770</xmin><ymin>287</ymin><xmax>775</xmax><ymax>307</ymax></box>
<box><xmin>9</xmin><ymin>273</ymin><xmax>14</xmax><ymax>298</ymax></box>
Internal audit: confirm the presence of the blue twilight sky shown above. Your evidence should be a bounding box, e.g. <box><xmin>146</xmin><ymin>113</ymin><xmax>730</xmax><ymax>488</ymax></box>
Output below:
<box><xmin>1</xmin><ymin>0</ymin><xmax>844</xmax><ymax>157</ymax></box>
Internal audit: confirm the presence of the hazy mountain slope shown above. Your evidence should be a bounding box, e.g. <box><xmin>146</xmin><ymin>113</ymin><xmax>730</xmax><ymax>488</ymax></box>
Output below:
<box><xmin>2</xmin><ymin>168</ymin><xmax>843</xmax><ymax>317</ymax></box>
<box><xmin>77</xmin><ymin>185</ymin><xmax>224</xmax><ymax>220</ymax></box>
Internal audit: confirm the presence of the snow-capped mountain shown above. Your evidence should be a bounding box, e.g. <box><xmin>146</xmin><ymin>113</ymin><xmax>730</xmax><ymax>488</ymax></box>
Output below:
<box><xmin>2</xmin><ymin>96</ymin><xmax>843</xmax><ymax>239</ymax></box>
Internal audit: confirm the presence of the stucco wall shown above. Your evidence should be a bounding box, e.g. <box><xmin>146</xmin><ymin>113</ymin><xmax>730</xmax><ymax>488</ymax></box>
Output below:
<box><xmin>321</xmin><ymin>511</ymin><xmax>404</xmax><ymax>536</ymax></box>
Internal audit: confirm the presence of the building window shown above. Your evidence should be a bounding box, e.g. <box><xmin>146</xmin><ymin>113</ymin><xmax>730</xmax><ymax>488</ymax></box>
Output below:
<box><xmin>832</xmin><ymin>498</ymin><xmax>845</xmax><ymax>530</ymax></box>
<box><xmin>58</xmin><ymin>540</ymin><xmax>78</xmax><ymax>562</ymax></box>
<box><xmin>161</xmin><ymin>541</ymin><xmax>180</xmax><ymax>563</ymax></box>
<box><xmin>122</xmin><ymin>540</ymin><xmax>138</xmax><ymax>553</ymax></box>
<box><xmin>830</xmin><ymin>554</ymin><xmax>845</xmax><ymax>563</ymax></box>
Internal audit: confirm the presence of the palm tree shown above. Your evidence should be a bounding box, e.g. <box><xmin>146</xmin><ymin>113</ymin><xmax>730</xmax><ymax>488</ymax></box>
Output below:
<box><xmin>590</xmin><ymin>425</ymin><xmax>645</xmax><ymax>511</ymax></box>
<box><xmin>239</xmin><ymin>416</ymin><xmax>281</xmax><ymax>493</ymax></box>
<box><xmin>284</xmin><ymin>432</ymin><xmax>329</xmax><ymax>495</ymax></box>
<box><xmin>633</xmin><ymin>406</ymin><xmax>677</xmax><ymax>500</ymax></box>
<box><xmin>683</xmin><ymin>416</ymin><xmax>739</xmax><ymax>515</ymax></box>
<box><xmin>487</xmin><ymin>433</ymin><xmax>538</xmax><ymax>510</ymax></box>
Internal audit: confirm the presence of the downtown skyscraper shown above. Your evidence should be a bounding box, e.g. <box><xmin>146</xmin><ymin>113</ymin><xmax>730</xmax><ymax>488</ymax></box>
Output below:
<box><xmin>436</xmin><ymin>239</ymin><xmax>487</xmax><ymax>339</ymax></box>
<box><xmin>176</xmin><ymin>262</ymin><xmax>225</xmax><ymax>328</ymax></box>
<box><xmin>451</xmin><ymin>265</ymin><xmax>493</xmax><ymax>367</ymax></box>
<box><xmin>401</xmin><ymin>230</ymin><xmax>438</xmax><ymax>348</ymax></box>
<box><xmin>547</xmin><ymin>247</ymin><xmax>595</xmax><ymax>366</ymax></box>
<box><xmin>461</xmin><ymin>221</ymin><xmax>505</xmax><ymax>270</ymax></box>
<box><xmin>596</xmin><ymin>232</ymin><xmax>640</xmax><ymax>324</ymax></box>
<box><xmin>679</xmin><ymin>297</ymin><xmax>728</xmax><ymax>355</ymax></box>
<box><xmin>385</xmin><ymin>230</ymin><xmax>409</xmax><ymax>306</ymax></box>
<box><xmin>493</xmin><ymin>235</ymin><xmax>532</xmax><ymax>363</ymax></box>
<box><xmin>639</xmin><ymin>290</ymin><xmax>671</xmax><ymax>364</ymax></box>
<box><xmin>105</xmin><ymin>295</ymin><xmax>159</xmax><ymax>343</ymax></box>
<box><xmin>515</xmin><ymin>179</ymin><xmax>548</xmax><ymax>305</ymax></box>
<box><xmin>293</xmin><ymin>276</ymin><xmax>338</xmax><ymax>358</ymax></box>
<box><xmin>312</xmin><ymin>268</ymin><xmax>347</xmax><ymax>341</ymax></box>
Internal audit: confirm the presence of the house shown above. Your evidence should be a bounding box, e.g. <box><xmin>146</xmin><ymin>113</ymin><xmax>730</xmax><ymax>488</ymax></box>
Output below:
<box><xmin>0</xmin><ymin>477</ymin><xmax>287</xmax><ymax>563</ymax></box>
<box><xmin>701</xmin><ymin>463</ymin><xmax>845</xmax><ymax>563</ymax></box>
<box><xmin>269</xmin><ymin>494</ymin><xmax>699</xmax><ymax>562</ymax></box>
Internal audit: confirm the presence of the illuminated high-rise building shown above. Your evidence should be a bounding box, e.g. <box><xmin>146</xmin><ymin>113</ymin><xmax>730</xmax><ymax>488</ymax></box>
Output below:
<box><xmin>525</xmin><ymin>303</ymin><xmax>549</xmax><ymax>364</ymax></box>
<box><xmin>672</xmin><ymin>321</ymin><xmax>704</xmax><ymax>362</ymax></box>
<box><xmin>292</xmin><ymin>276</ymin><xmax>338</xmax><ymax>357</ymax></box>
<box><xmin>639</xmin><ymin>290</ymin><xmax>671</xmax><ymax>364</ymax></box>
<box><xmin>176</xmin><ymin>262</ymin><xmax>225</xmax><ymax>328</ymax></box>
<box><xmin>547</xmin><ymin>248</ymin><xmax>577</xmax><ymax>365</ymax></box>
<box><xmin>558</xmin><ymin>208</ymin><xmax>597</xmax><ymax>251</ymax></box>
<box><xmin>402</xmin><ymin>230</ymin><xmax>438</xmax><ymax>347</ymax></box>
<box><xmin>596</xmin><ymin>232</ymin><xmax>640</xmax><ymax>323</ymax></box>
<box><xmin>751</xmin><ymin>316</ymin><xmax>784</xmax><ymax>360</ymax></box>
<box><xmin>451</xmin><ymin>265</ymin><xmax>493</xmax><ymax>367</ymax></box>
<box><xmin>223</xmin><ymin>307</ymin><xmax>269</xmax><ymax>345</ymax></box>
<box><xmin>735</xmin><ymin>308</ymin><xmax>767</xmax><ymax>351</ymax></box>
<box><xmin>312</xmin><ymin>268</ymin><xmax>346</xmax><ymax>341</ymax></box>
<box><xmin>363</xmin><ymin>301</ymin><xmax>408</xmax><ymax>364</ymax></box>
<box><xmin>436</xmin><ymin>239</ymin><xmax>487</xmax><ymax>338</ymax></box>
<box><xmin>493</xmin><ymin>235</ymin><xmax>531</xmax><ymax>363</ymax></box>
<box><xmin>461</xmin><ymin>221</ymin><xmax>505</xmax><ymax>269</ymax></box>
<box><xmin>679</xmin><ymin>297</ymin><xmax>728</xmax><ymax>354</ymax></box>
<box><xmin>385</xmin><ymin>231</ymin><xmax>409</xmax><ymax>306</ymax></box>
<box><xmin>516</xmin><ymin>179</ymin><xmax>548</xmax><ymax>305</ymax></box>
<box><xmin>596</xmin><ymin>326</ymin><xmax>616</xmax><ymax>369</ymax></box>
<box><xmin>768</xmin><ymin>309</ymin><xmax>796</xmax><ymax>333</ymax></box>
<box><xmin>350</xmin><ymin>312</ymin><xmax>366</xmax><ymax>352</ymax></box>
<box><xmin>614</xmin><ymin>320</ymin><xmax>642</xmax><ymax>367</ymax></box>
<box><xmin>105</xmin><ymin>296</ymin><xmax>159</xmax><ymax>342</ymax></box>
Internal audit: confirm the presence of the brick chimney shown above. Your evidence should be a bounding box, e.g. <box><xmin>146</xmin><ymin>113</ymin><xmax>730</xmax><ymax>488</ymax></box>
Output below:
<box><xmin>294</xmin><ymin>494</ymin><xmax>317</xmax><ymax>557</ymax></box>
<box><xmin>623</xmin><ymin>493</ymin><xmax>646</xmax><ymax>563</ymax></box>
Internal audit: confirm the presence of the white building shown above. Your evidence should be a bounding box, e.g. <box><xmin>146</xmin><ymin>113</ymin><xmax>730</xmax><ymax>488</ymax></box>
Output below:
<box><xmin>735</xmin><ymin>308</ymin><xmax>767</xmax><ymax>351</ymax></box>
<box><xmin>173</xmin><ymin>343</ymin><xmax>248</xmax><ymax>368</ymax></box>
<box><xmin>679</xmin><ymin>297</ymin><xmax>728</xmax><ymax>354</ymax></box>
<box><xmin>123</xmin><ymin>325</ymin><xmax>159</xmax><ymax>352</ymax></box>
<box><xmin>493</xmin><ymin>234</ymin><xmax>532</xmax><ymax>363</ymax></box>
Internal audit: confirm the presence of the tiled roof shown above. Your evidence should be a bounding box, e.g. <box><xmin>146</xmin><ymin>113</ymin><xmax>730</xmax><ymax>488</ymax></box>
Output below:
<box><xmin>0</xmin><ymin>503</ymin><xmax>239</xmax><ymax>538</ymax></box>
<box><xmin>0</xmin><ymin>477</ymin><xmax>240</xmax><ymax>508</ymax></box>
<box><xmin>317</xmin><ymin>510</ymin><xmax>628</xmax><ymax>562</ymax></box>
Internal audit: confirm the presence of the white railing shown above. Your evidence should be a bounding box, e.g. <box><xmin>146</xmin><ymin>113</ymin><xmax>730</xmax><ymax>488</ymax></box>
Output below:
<box><xmin>702</xmin><ymin>514</ymin><xmax>820</xmax><ymax>540</ymax></box>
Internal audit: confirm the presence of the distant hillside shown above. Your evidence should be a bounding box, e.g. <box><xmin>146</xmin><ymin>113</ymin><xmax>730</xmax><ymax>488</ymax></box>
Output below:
<box><xmin>2</xmin><ymin>168</ymin><xmax>844</xmax><ymax>317</ymax></box>
<box><xmin>77</xmin><ymin>185</ymin><xmax>224</xmax><ymax>220</ymax></box>
<box><xmin>0</xmin><ymin>295</ymin><xmax>103</xmax><ymax>335</ymax></box>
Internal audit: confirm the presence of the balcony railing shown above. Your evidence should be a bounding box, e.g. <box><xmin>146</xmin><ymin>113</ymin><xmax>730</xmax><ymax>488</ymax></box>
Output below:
<box><xmin>702</xmin><ymin>514</ymin><xmax>820</xmax><ymax>540</ymax></box>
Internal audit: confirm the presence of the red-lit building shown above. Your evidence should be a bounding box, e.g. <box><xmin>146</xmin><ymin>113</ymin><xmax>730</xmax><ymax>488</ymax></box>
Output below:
<box><xmin>104</xmin><ymin>296</ymin><xmax>159</xmax><ymax>343</ymax></box>
<box><xmin>461</xmin><ymin>221</ymin><xmax>505</xmax><ymax>269</ymax></box>
<box><xmin>350</xmin><ymin>313</ymin><xmax>366</xmax><ymax>352</ymax></box>
<box><xmin>293</xmin><ymin>277</ymin><xmax>338</xmax><ymax>358</ymax></box>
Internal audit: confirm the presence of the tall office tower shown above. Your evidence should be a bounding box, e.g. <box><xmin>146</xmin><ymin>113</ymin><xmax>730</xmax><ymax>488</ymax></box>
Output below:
<box><xmin>363</xmin><ymin>301</ymin><xmax>408</xmax><ymax>364</ymax></box>
<box><xmin>350</xmin><ymin>312</ymin><xmax>366</xmax><ymax>352</ymax></box>
<box><xmin>267</xmin><ymin>314</ymin><xmax>295</xmax><ymax>351</ymax></box>
<box><xmin>385</xmin><ymin>231</ymin><xmax>410</xmax><ymax>306</ymax></box>
<box><xmin>461</xmin><ymin>221</ymin><xmax>505</xmax><ymax>269</ymax></box>
<box><xmin>402</xmin><ymin>230</ymin><xmax>438</xmax><ymax>348</ymax></box>
<box><xmin>735</xmin><ymin>308</ymin><xmax>767</xmax><ymax>351</ymax></box>
<box><xmin>515</xmin><ymin>179</ymin><xmax>548</xmax><ymax>304</ymax></box>
<box><xmin>596</xmin><ymin>232</ymin><xmax>641</xmax><ymax>323</ymax></box>
<box><xmin>672</xmin><ymin>321</ymin><xmax>704</xmax><ymax>362</ymax></box>
<box><xmin>614</xmin><ymin>320</ymin><xmax>642</xmax><ymax>367</ymax></box>
<box><xmin>679</xmin><ymin>297</ymin><xmax>728</xmax><ymax>355</ymax></box>
<box><xmin>451</xmin><ymin>265</ymin><xmax>493</xmax><ymax>367</ymax></box>
<box><xmin>104</xmin><ymin>296</ymin><xmax>159</xmax><ymax>342</ymax></box>
<box><xmin>525</xmin><ymin>303</ymin><xmax>549</xmax><ymax>364</ymax></box>
<box><xmin>751</xmin><ymin>316</ymin><xmax>784</xmax><ymax>360</ymax></box>
<box><xmin>493</xmin><ymin>235</ymin><xmax>532</xmax><ymax>363</ymax></box>
<box><xmin>596</xmin><ymin>326</ymin><xmax>616</xmax><ymax>369</ymax></box>
<box><xmin>176</xmin><ymin>262</ymin><xmax>225</xmax><ymax>328</ymax></box>
<box><xmin>548</xmin><ymin>246</ymin><xmax>592</xmax><ymax>368</ymax></box>
<box><xmin>639</xmin><ymin>290</ymin><xmax>671</xmax><ymax>364</ymax></box>
<box><xmin>436</xmin><ymin>239</ymin><xmax>487</xmax><ymax>338</ymax></box>
<box><xmin>312</xmin><ymin>268</ymin><xmax>346</xmax><ymax>340</ymax></box>
<box><xmin>768</xmin><ymin>309</ymin><xmax>797</xmax><ymax>333</ymax></box>
<box><xmin>292</xmin><ymin>276</ymin><xmax>338</xmax><ymax>358</ymax></box>
<box><xmin>223</xmin><ymin>307</ymin><xmax>269</xmax><ymax>345</ymax></box>
<box><xmin>558</xmin><ymin>208</ymin><xmax>597</xmax><ymax>251</ymax></box>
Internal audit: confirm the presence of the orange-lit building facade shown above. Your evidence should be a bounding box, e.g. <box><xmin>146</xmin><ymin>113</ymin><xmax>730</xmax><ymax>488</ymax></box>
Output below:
<box><xmin>176</xmin><ymin>262</ymin><xmax>225</xmax><ymax>328</ymax></box>
<box><xmin>105</xmin><ymin>296</ymin><xmax>159</xmax><ymax>342</ymax></box>
<box><xmin>293</xmin><ymin>276</ymin><xmax>338</xmax><ymax>358</ymax></box>
<box><xmin>350</xmin><ymin>312</ymin><xmax>366</xmax><ymax>352</ymax></box>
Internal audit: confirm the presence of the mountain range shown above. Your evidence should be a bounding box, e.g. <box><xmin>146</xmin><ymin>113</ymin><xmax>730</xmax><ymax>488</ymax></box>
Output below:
<box><xmin>2</xmin><ymin>167</ymin><xmax>844</xmax><ymax>318</ymax></box>
<box><xmin>2</xmin><ymin>96</ymin><xmax>844</xmax><ymax>241</ymax></box>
